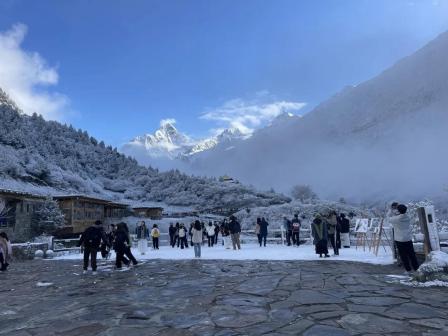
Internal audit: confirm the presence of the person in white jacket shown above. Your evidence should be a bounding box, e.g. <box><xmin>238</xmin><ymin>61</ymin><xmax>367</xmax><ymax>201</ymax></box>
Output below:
<box><xmin>388</xmin><ymin>204</ymin><xmax>419</xmax><ymax>274</ymax></box>
<box><xmin>206</xmin><ymin>222</ymin><xmax>215</xmax><ymax>247</ymax></box>
<box><xmin>192</xmin><ymin>220</ymin><xmax>203</xmax><ymax>258</ymax></box>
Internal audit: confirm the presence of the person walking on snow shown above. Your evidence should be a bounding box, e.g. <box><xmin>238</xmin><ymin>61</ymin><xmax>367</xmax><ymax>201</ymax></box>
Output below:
<box><xmin>192</xmin><ymin>220</ymin><xmax>203</xmax><ymax>258</ymax></box>
<box><xmin>312</xmin><ymin>215</ymin><xmax>330</xmax><ymax>258</ymax></box>
<box><xmin>326</xmin><ymin>211</ymin><xmax>340</xmax><ymax>255</ymax></box>
<box><xmin>291</xmin><ymin>214</ymin><xmax>301</xmax><ymax>246</ymax></box>
<box><xmin>114</xmin><ymin>223</ymin><xmax>131</xmax><ymax>269</ymax></box>
<box><xmin>255</xmin><ymin>218</ymin><xmax>261</xmax><ymax>246</ymax></box>
<box><xmin>259</xmin><ymin>217</ymin><xmax>269</xmax><ymax>247</ymax></box>
<box><xmin>118</xmin><ymin>222</ymin><xmax>138</xmax><ymax>266</ymax></box>
<box><xmin>220</xmin><ymin>220</ymin><xmax>231</xmax><ymax>249</ymax></box>
<box><xmin>135</xmin><ymin>221</ymin><xmax>149</xmax><ymax>255</ymax></box>
<box><xmin>169</xmin><ymin>223</ymin><xmax>176</xmax><ymax>247</ymax></box>
<box><xmin>79</xmin><ymin>220</ymin><xmax>108</xmax><ymax>275</ymax></box>
<box><xmin>283</xmin><ymin>216</ymin><xmax>292</xmax><ymax>246</ymax></box>
<box><xmin>214</xmin><ymin>222</ymin><xmax>220</xmax><ymax>245</ymax></box>
<box><xmin>389</xmin><ymin>204</ymin><xmax>419</xmax><ymax>274</ymax></box>
<box><xmin>206</xmin><ymin>222</ymin><xmax>215</xmax><ymax>247</ymax></box>
<box><xmin>178</xmin><ymin>223</ymin><xmax>188</xmax><ymax>249</ymax></box>
<box><xmin>151</xmin><ymin>224</ymin><xmax>160</xmax><ymax>250</ymax></box>
<box><xmin>339</xmin><ymin>213</ymin><xmax>351</xmax><ymax>248</ymax></box>
<box><xmin>174</xmin><ymin>222</ymin><xmax>180</xmax><ymax>248</ymax></box>
<box><xmin>229</xmin><ymin>216</ymin><xmax>241</xmax><ymax>250</ymax></box>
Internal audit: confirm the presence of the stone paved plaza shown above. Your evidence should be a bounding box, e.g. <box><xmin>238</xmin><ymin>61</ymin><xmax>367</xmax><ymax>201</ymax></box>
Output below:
<box><xmin>1</xmin><ymin>259</ymin><xmax>447</xmax><ymax>336</ymax></box>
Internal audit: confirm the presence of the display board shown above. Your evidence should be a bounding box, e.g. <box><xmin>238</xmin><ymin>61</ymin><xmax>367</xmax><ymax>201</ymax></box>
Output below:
<box><xmin>417</xmin><ymin>206</ymin><xmax>440</xmax><ymax>254</ymax></box>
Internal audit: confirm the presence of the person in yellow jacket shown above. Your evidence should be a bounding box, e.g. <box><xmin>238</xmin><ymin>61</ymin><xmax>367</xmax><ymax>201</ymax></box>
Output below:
<box><xmin>151</xmin><ymin>224</ymin><xmax>160</xmax><ymax>250</ymax></box>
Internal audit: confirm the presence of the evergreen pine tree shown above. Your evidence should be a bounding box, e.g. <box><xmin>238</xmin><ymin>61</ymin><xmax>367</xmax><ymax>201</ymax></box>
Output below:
<box><xmin>32</xmin><ymin>197</ymin><xmax>65</xmax><ymax>235</ymax></box>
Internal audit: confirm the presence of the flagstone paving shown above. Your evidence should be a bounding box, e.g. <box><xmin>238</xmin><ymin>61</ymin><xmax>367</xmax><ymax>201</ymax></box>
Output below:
<box><xmin>1</xmin><ymin>259</ymin><xmax>447</xmax><ymax>335</ymax></box>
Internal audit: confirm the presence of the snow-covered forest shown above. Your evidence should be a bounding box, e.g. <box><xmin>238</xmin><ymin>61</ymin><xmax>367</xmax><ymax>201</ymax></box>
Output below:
<box><xmin>0</xmin><ymin>89</ymin><xmax>289</xmax><ymax>209</ymax></box>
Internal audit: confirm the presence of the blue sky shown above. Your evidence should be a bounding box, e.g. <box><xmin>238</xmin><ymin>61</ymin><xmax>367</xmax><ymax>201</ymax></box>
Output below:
<box><xmin>0</xmin><ymin>0</ymin><xmax>448</xmax><ymax>146</ymax></box>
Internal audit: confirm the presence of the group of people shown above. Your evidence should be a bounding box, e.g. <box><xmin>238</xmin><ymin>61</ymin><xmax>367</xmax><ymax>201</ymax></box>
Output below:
<box><xmin>168</xmin><ymin>215</ymin><xmax>242</xmax><ymax>253</ymax></box>
<box><xmin>135</xmin><ymin>221</ymin><xmax>160</xmax><ymax>253</ymax></box>
<box><xmin>78</xmin><ymin>216</ymin><xmax>244</xmax><ymax>272</ymax></box>
<box><xmin>79</xmin><ymin>220</ymin><xmax>139</xmax><ymax>274</ymax></box>
<box><xmin>282</xmin><ymin>214</ymin><xmax>304</xmax><ymax>247</ymax></box>
<box><xmin>73</xmin><ymin>201</ymin><xmax>422</xmax><ymax>275</ymax></box>
<box><xmin>0</xmin><ymin>232</ymin><xmax>12</xmax><ymax>271</ymax></box>
<box><xmin>311</xmin><ymin>210</ymin><xmax>352</xmax><ymax>258</ymax></box>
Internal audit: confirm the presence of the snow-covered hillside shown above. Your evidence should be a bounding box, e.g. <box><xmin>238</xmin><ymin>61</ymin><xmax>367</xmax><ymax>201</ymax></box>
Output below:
<box><xmin>187</xmin><ymin>31</ymin><xmax>448</xmax><ymax>201</ymax></box>
<box><xmin>0</xmin><ymin>89</ymin><xmax>290</xmax><ymax>210</ymax></box>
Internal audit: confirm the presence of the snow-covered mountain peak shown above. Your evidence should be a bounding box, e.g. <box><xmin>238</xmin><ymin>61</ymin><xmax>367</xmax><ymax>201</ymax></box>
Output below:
<box><xmin>217</xmin><ymin>127</ymin><xmax>246</xmax><ymax>141</ymax></box>
<box><xmin>130</xmin><ymin>119</ymin><xmax>193</xmax><ymax>155</ymax></box>
<box><xmin>123</xmin><ymin>120</ymin><xmax>247</xmax><ymax>162</ymax></box>
<box><xmin>269</xmin><ymin>112</ymin><xmax>300</xmax><ymax>126</ymax></box>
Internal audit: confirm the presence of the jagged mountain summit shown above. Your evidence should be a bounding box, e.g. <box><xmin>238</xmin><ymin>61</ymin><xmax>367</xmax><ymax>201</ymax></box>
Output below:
<box><xmin>122</xmin><ymin>120</ymin><xmax>247</xmax><ymax>165</ymax></box>
<box><xmin>126</xmin><ymin>120</ymin><xmax>195</xmax><ymax>159</ymax></box>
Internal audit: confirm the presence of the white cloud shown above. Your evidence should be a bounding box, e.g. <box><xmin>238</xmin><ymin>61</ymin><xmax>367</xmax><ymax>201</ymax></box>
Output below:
<box><xmin>0</xmin><ymin>23</ymin><xmax>69</xmax><ymax>120</ymax></box>
<box><xmin>201</xmin><ymin>97</ymin><xmax>306</xmax><ymax>135</ymax></box>
<box><xmin>160</xmin><ymin>118</ymin><xmax>176</xmax><ymax>127</ymax></box>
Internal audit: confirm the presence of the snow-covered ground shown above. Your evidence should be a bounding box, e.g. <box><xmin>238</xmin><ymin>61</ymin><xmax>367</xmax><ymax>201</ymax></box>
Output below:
<box><xmin>53</xmin><ymin>243</ymin><xmax>394</xmax><ymax>265</ymax></box>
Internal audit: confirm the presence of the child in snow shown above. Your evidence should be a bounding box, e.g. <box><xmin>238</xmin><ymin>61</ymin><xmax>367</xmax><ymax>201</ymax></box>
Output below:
<box><xmin>151</xmin><ymin>224</ymin><xmax>160</xmax><ymax>250</ymax></box>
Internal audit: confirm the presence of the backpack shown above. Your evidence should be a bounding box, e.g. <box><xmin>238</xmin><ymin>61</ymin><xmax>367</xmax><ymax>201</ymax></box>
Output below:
<box><xmin>292</xmin><ymin>221</ymin><xmax>300</xmax><ymax>232</ymax></box>
<box><xmin>179</xmin><ymin>228</ymin><xmax>186</xmax><ymax>238</ymax></box>
<box><xmin>152</xmin><ymin>228</ymin><xmax>160</xmax><ymax>238</ymax></box>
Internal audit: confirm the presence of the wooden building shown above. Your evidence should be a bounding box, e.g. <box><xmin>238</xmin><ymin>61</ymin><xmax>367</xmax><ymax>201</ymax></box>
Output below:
<box><xmin>132</xmin><ymin>206</ymin><xmax>164</xmax><ymax>219</ymax></box>
<box><xmin>53</xmin><ymin>195</ymin><xmax>129</xmax><ymax>237</ymax></box>
<box><xmin>0</xmin><ymin>189</ymin><xmax>45</xmax><ymax>242</ymax></box>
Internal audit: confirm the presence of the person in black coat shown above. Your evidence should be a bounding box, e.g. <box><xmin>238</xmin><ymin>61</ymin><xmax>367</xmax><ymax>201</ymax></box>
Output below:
<box><xmin>283</xmin><ymin>216</ymin><xmax>292</xmax><ymax>246</ymax></box>
<box><xmin>113</xmin><ymin>225</ymin><xmax>131</xmax><ymax>269</ymax></box>
<box><xmin>169</xmin><ymin>223</ymin><xmax>176</xmax><ymax>247</ymax></box>
<box><xmin>118</xmin><ymin>222</ymin><xmax>138</xmax><ymax>266</ymax></box>
<box><xmin>214</xmin><ymin>222</ymin><xmax>220</xmax><ymax>244</ymax></box>
<box><xmin>259</xmin><ymin>217</ymin><xmax>269</xmax><ymax>247</ymax></box>
<box><xmin>79</xmin><ymin>220</ymin><xmax>108</xmax><ymax>274</ymax></box>
<box><xmin>291</xmin><ymin>214</ymin><xmax>301</xmax><ymax>246</ymax></box>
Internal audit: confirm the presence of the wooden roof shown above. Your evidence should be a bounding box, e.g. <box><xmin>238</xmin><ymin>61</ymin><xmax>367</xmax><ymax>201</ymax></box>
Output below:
<box><xmin>53</xmin><ymin>195</ymin><xmax>127</xmax><ymax>207</ymax></box>
<box><xmin>0</xmin><ymin>189</ymin><xmax>46</xmax><ymax>200</ymax></box>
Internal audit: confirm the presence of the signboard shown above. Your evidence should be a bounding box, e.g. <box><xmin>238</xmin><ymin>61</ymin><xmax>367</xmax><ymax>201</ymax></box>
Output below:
<box><xmin>368</xmin><ymin>218</ymin><xmax>381</xmax><ymax>234</ymax></box>
<box><xmin>355</xmin><ymin>219</ymin><xmax>369</xmax><ymax>233</ymax></box>
<box><xmin>417</xmin><ymin>206</ymin><xmax>440</xmax><ymax>254</ymax></box>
